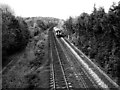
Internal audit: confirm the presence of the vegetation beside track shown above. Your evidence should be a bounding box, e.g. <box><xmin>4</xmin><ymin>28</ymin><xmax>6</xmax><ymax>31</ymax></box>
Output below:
<box><xmin>63</xmin><ymin>2</ymin><xmax>120</xmax><ymax>85</ymax></box>
<box><xmin>1</xmin><ymin>4</ymin><xmax>60</xmax><ymax>89</ymax></box>
<box><xmin>1</xmin><ymin>4</ymin><xmax>30</xmax><ymax>66</ymax></box>
<box><xmin>2</xmin><ymin>31</ymin><xmax>50</xmax><ymax>88</ymax></box>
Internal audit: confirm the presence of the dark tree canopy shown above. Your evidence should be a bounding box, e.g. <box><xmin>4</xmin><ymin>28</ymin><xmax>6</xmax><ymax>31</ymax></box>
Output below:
<box><xmin>64</xmin><ymin>2</ymin><xmax>120</xmax><ymax>85</ymax></box>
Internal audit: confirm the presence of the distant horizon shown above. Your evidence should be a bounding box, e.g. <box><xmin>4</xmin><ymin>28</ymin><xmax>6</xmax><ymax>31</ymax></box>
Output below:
<box><xmin>0</xmin><ymin>0</ymin><xmax>120</xmax><ymax>20</ymax></box>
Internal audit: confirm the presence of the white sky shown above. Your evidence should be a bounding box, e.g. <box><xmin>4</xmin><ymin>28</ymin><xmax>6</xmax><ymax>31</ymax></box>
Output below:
<box><xmin>0</xmin><ymin>0</ymin><xmax>119</xmax><ymax>20</ymax></box>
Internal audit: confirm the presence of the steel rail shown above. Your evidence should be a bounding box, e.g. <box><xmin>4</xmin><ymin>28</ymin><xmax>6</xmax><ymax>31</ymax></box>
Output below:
<box><xmin>49</xmin><ymin>31</ymin><xmax>56</xmax><ymax>90</ymax></box>
<box><xmin>53</xmin><ymin>33</ymin><xmax>70</xmax><ymax>90</ymax></box>
<box><xmin>59</xmin><ymin>38</ymin><xmax>100</xmax><ymax>88</ymax></box>
<box><xmin>56</xmin><ymin>37</ymin><xmax>88</xmax><ymax>88</ymax></box>
<box><xmin>64</xmin><ymin>38</ymin><xmax>120</xmax><ymax>89</ymax></box>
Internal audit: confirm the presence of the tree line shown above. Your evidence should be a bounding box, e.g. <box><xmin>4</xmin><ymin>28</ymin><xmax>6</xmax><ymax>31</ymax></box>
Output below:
<box><xmin>63</xmin><ymin>2</ymin><xmax>120</xmax><ymax>85</ymax></box>
<box><xmin>1</xmin><ymin>4</ymin><xmax>59</xmax><ymax>63</ymax></box>
<box><xmin>1</xmin><ymin>4</ymin><xmax>30</xmax><ymax>62</ymax></box>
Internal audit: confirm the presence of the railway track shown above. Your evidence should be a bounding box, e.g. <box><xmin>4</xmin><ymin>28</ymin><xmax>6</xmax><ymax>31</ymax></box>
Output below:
<box><xmin>49</xmin><ymin>30</ymin><xmax>98</xmax><ymax>89</ymax></box>
<box><xmin>49</xmin><ymin>30</ymin><xmax>70</xmax><ymax>89</ymax></box>
<box><xmin>48</xmin><ymin>28</ymin><xmax>120</xmax><ymax>90</ymax></box>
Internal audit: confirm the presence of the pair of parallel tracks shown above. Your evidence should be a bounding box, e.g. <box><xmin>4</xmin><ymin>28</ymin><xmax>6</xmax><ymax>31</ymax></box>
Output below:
<box><xmin>49</xmin><ymin>31</ymin><xmax>70</xmax><ymax>90</ymax></box>
<box><xmin>48</xmin><ymin>29</ymin><xmax>120</xmax><ymax>90</ymax></box>
<box><xmin>48</xmin><ymin>30</ymin><xmax>95</xmax><ymax>90</ymax></box>
<box><xmin>48</xmin><ymin>30</ymin><xmax>97</xmax><ymax>90</ymax></box>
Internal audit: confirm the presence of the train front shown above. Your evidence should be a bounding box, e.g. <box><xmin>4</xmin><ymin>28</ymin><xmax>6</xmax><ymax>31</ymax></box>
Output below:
<box><xmin>53</xmin><ymin>27</ymin><xmax>63</xmax><ymax>38</ymax></box>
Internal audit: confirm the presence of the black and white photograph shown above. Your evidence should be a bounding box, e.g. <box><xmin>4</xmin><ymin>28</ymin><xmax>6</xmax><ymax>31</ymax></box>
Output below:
<box><xmin>0</xmin><ymin>0</ymin><xmax>120</xmax><ymax>89</ymax></box>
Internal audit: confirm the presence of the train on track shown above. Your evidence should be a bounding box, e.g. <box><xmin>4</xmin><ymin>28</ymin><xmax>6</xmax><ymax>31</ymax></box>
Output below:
<box><xmin>53</xmin><ymin>27</ymin><xmax>64</xmax><ymax>38</ymax></box>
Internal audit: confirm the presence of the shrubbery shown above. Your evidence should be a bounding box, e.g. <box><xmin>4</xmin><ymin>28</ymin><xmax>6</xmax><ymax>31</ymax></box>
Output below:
<box><xmin>25</xmin><ymin>17</ymin><xmax>58</xmax><ymax>38</ymax></box>
<box><xmin>2</xmin><ymin>5</ymin><xmax>30</xmax><ymax>59</ymax></box>
<box><xmin>36</xmin><ymin>19</ymin><xmax>57</xmax><ymax>31</ymax></box>
<box><xmin>64</xmin><ymin>2</ymin><xmax>120</xmax><ymax>84</ymax></box>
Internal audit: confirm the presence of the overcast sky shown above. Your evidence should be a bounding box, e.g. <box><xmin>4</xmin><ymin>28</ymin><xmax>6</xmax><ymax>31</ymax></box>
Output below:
<box><xmin>0</xmin><ymin>0</ymin><xmax>119</xmax><ymax>20</ymax></box>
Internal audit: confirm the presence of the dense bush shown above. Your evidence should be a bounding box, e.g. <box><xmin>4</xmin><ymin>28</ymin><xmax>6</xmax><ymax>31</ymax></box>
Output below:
<box><xmin>36</xmin><ymin>19</ymin><xmax>57</xmax><ymax>31</ymax></box>
<box><xmin>64</xmin><ymin>2</ymin><xmax>120</xmax><ymax>85</ymax></box>
<box><xmin>25</xmin><ymin>17</ymin><xmax>58</xmax><ymax>38</ymax></box>
<box><xmin>2</xmin><ymin>5</ymin><xmax>30</xmax><ymax>59</ymax></box>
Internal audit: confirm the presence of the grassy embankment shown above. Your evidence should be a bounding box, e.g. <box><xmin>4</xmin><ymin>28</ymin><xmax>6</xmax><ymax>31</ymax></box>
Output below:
<box><xmin>2</xmin><ymin>31</ymin><xmax>50</xmax><ymax>88</ymax></box>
